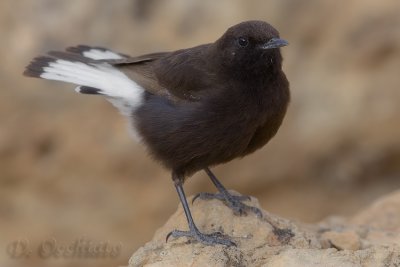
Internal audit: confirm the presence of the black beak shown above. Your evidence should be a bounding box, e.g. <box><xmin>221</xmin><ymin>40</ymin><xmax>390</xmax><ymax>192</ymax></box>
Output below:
<box><xmin>260</xmin><ymin>38</ymin><xmax>289</xmax><ymax>49</ymax></box>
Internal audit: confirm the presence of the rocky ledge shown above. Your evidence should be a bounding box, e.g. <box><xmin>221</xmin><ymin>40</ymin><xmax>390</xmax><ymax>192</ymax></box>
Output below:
<box><xmin>129</xmin><ymin>190</ymin><xmax>400</xmax><ymax>267</ymax></box>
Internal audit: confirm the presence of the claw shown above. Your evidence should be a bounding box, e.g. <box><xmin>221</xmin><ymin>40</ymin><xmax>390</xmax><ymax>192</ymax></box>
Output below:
<box><xmin>192</xmin><ymin>194</ymin><xmax>201</xmax><ymax>204</ymax></box>
<box><xmin>192</xmin><ymin>192</ymin><xmax>225</xmax><ymax>204</ymax></box>
<box><xmin>166</xmin><ymin>229</ymin><xmax>236</xmax><ymax>247</ymax></box>
<box><xmin>166</xmin><ymin>231</ymin><xmax>173</xmax><ymax>243</ymax></box>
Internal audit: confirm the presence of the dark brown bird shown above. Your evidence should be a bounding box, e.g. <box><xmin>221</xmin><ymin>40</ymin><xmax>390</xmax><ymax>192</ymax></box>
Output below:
<box><xmin>24</xmin><ymin>20</ymin><xmax>290</xmax><ymax>246</ymax></box>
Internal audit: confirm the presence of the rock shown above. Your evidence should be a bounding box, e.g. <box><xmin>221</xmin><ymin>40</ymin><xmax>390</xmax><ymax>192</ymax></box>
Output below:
<box><xmin>129</xmin><ymin>190</ymin><xmax>400</xmax><ymax>267</ymax></box>
<box><xmin>320</xmin><ymin>231</ymin><xmax>360</xmax><ymax>250</ymax></box>
<box><xmin>351</xmin><ymin>190</ymin><xmax>400</xmax><ymax>231</ymax></box>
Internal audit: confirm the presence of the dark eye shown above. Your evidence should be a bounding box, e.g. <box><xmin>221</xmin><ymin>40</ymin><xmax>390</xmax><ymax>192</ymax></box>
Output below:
<box><xmin>238</xmin><ymin>37</ymin><xmax>249</xmax><ymax>47</ymax></box>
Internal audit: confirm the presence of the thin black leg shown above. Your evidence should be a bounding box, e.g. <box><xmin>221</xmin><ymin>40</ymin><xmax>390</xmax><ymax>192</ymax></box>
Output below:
<box><xmin>204</xmin><ymin>167</ymin><xmax>250</xmax><ymax>201</ymax></box>
<box><xmin>192</xmin><ymin>167</ymin><xmax>262</xmax><ymax>218</ymax></box>
<box><xmin>166</xmin><ymin>172</ymin><xmax>236</xmax><ymax>246</ymax></box>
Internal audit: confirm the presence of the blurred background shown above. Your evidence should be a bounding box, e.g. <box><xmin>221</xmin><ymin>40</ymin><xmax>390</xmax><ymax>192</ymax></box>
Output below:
<box><xmin>1</xmin><ymin>0</ymin><xmax>400</xmax><ymax>266</ymax></box>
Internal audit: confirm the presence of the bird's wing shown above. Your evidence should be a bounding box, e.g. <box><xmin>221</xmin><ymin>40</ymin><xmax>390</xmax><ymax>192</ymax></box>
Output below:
<box><xmin>113</xmin><ymin>44</ymin><xmax>217</xmax><ymax>102</ymax></box>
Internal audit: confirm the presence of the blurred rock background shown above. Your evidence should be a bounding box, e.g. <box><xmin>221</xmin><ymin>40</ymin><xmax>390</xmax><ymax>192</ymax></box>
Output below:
<box><xmin>0</xmin><ymin>0</ymin><xmax>399</xmax><ymax>266</ymax></box>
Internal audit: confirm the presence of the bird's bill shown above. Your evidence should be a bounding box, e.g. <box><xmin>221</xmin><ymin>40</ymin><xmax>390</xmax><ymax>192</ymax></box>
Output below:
<box><xmin>260</xmin><ymin>38</ymin><xmax>289</xmax><ymax>49</ymax></box>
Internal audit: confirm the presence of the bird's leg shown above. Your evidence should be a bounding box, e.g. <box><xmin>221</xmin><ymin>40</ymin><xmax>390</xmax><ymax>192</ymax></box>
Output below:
<box><xmin>166</xmin><ymin>172</ymin><xmax>236</xmax><ymax>246</ymax></box>
<box><xmin>192</xmin><ymin>167</ymin><xmax>263</xmax><ymax>218</ymax></box>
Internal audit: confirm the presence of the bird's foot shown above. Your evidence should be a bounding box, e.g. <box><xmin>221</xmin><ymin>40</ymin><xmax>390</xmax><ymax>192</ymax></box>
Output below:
<box><xmin>193</xmin><ymin>192</ymin><xmax>262</xmax><ymax>218</ymax></box>
<box><xmin>166</xmin><ymin>228</ymin><xmax>236</xmax><ymax>246</ymax></box>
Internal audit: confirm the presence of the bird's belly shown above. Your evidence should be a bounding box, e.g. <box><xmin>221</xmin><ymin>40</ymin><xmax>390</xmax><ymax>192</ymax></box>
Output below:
<box><xmin>134</xmin><ymin>96</ymin><xmax>260</xmax><ymax>175</ymax></box>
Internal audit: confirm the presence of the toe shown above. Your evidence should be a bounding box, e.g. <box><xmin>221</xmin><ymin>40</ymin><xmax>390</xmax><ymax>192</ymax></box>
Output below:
<box><xmin>165</xmin><ymin>229</ymin><xmax>236</xmax><ymax>247</ymax></box>
<box><xmin>229</xmin><ymin>194</ymin><xmax>251</xmax><ymax>202</ymax></box>
<box><xmin>192</xmin><ymin>192</ymin><xmax>225</xmax><ymax>204</ymax></box>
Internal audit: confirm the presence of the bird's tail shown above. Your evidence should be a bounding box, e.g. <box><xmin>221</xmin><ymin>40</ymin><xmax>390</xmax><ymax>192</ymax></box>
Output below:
<box><xmin>23</xmin><ymin>45</ymin><xmax>144</xmax><ymax>116</ymax></box>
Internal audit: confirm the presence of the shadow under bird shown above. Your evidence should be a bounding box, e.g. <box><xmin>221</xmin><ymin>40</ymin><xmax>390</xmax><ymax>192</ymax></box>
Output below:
<box><xmin>24</xmin><ymin>20</ymin><xmax>290</xmax><ymax>246</ymax></box>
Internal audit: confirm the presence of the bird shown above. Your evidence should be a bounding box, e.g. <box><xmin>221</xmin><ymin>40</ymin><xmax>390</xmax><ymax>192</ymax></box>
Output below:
<box><xmin>24</xmin><ymin>20</ymin><xmax>290</xmax><ymax>247</ymax></box>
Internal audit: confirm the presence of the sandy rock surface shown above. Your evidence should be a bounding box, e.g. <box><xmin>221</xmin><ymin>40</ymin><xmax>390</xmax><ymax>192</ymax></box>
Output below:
<box><xmin>129</xmin><ymin>190</ymin><xmax>400</xmax><ymax>267</ymax></box>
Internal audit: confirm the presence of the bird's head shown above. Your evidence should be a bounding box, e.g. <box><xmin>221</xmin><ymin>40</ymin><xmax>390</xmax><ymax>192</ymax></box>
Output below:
<box><xmin>215</xmin><ymin>20</ymin><xmax>288</xmax><ymax>77</ymax></box>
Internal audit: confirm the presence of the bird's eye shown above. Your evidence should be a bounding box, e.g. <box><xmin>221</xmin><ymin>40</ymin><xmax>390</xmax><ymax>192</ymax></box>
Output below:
<box><xmin>238</xmin><ymin>37</ymin><xmax>249</xmax><ymax>47</ymax></box>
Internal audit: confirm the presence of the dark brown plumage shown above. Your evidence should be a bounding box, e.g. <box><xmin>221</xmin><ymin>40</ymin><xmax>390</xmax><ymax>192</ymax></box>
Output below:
<box><xmin>24</xmin><ymin>20</ymin><xmax>290</xmax><ymax>246</ymax></box>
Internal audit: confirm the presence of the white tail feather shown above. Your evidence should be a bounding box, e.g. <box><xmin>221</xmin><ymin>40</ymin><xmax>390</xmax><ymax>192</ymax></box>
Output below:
<box><xmin>82</xmin><ymin>49</ymin><xmax>124</xmax><ymax>60</ymax></box>
<box><xmin>40</xmin><ymin>60</ymin><xmax>144</xmax><ymax>117</ymax></box>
